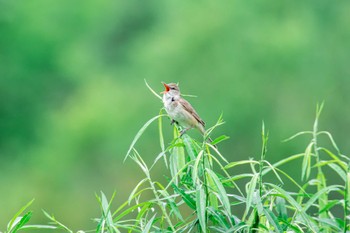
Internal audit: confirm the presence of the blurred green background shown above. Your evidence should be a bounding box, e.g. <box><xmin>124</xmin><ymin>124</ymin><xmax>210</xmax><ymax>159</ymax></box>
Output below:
<box><xmin>1</xmin><ymin>0</ymin><xmax>350</xmax><ymax>231</ymax></box>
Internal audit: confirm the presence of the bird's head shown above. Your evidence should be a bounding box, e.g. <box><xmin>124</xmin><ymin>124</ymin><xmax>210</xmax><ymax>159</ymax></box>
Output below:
<box><xmin>161</xmin><ymin>82</ymin><xmax>180</xmax><ymax>95</ymax></box>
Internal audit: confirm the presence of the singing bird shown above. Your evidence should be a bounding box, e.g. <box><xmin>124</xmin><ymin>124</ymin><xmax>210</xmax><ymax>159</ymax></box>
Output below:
<box><xmin>161</xmin><ymin>82</ymin><xmax>210</xmax><ymax>139</ymax></box>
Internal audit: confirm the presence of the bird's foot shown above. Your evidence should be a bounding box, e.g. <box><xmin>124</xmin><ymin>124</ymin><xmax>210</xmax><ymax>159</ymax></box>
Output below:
<box><xmin>170</xmin><ymin>119</ymin><xmax>178</xmax><ymax>125</ymax></box>
<box><xmin>179</xmin><ymin>130</ymin><xmax>186</xmax><ymax>137</ymax></box>
<box><xmin>179</xmin><ymin>128</ymin><xmax>191</xmax><ymax>137</ymax></box>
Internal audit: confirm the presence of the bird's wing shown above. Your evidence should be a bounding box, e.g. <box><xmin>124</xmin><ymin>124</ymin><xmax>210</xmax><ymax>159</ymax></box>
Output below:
<box><xmin>178</xmin><ymin>98</ymin><xmax>205</xmax><ymax>127</ymax></box>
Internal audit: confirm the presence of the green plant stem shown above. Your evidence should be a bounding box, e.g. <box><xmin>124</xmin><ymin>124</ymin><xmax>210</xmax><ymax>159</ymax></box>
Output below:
<box><xmin>259</xmin><ymin>122</ymin><xmax>268</xmax><ymax>197</ymax></box>
<box><xmin>202</xmin><ymin>151</ymin><xmax>209</xmax><ymax>227</ymax></box>
<box><xmin>344</xmin><ymin>165</ymin><xmax>350</xmax><ymax>233</ymax></box>
<box><xmin>252</xmin><ymin>123</ymin><xmax>268</xmax><ymax>232</ymax></box>
<box><xmin>145</xmin><ymin>172</ymin><xmax>175</xmax><ymax>232</ymax></box>
<box><xmin>313</xmin><ymin>104</ymin><xmax>329</xmax><ymax>232</ymax></box>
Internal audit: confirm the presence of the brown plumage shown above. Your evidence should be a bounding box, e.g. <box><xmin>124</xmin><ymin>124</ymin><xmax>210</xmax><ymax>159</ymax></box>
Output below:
<box><xmin>178</xmin><ymin>97</ymin><xmax>205</xmax><ymax>129</ymax></box>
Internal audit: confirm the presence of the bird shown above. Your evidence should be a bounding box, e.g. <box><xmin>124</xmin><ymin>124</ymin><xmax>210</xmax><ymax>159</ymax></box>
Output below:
<box><xmin>161</xmin><ymin>82</ymin><xmax>212</xmax><ymax>143</ymax></box>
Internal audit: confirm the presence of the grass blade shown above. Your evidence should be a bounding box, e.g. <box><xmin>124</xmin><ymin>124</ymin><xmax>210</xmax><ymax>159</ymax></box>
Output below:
<box><xmin>282</xmin><ymin>131</ymin><xmax>313</xmax><ymax>142</ymax></box>
<box><xmin>7</xmin><ymin>199</ymin><xmax>34</xmax><ymax>233</ymax></box>
<box><xmin>128</xmin><ymin>179</ymin><xmax>148</xmax><ymax>205</ymax></box>
<box><xmin>196</xmin><ymin>184</ymin><xmax>207</xmax><ymax>233</ymax></box>
<box><xmin>302</xmin><ymin>142</ymin><xmax>314</xmax><ymax>180</ymax></box>
<box><xmin>262</xmin><ymin>208</ymin><xmax>284</xmax><ymax>233</ymax></box>
<box><xmin>10</xmin><ymin>212</ymin><xmax>32</xmax><ymax>233</ymax></box>
<box><xmin>144</xmin><ymin>79</ymin><xmax>162</xmax><ymax>100</ymax></box>
<box><xmin>243</xmin><ymin>173</ymin><xmax>258</xmax><ymax>220</ymax></box>
<box><xmin>158</xmin><ymin>109</ymin><xmax>167</xmax><ymax>167</ymax></box>
<box><xmin>206</xmin><ymin>169</ymin><xmax>231</xmax><ymax>216</ymax></box>
<box><xmin>142</xmin><ymin>214</ymin><xmax>156</xmax><ymax>233</ymax></box>
<box><xmin>43</xmin><ymin>210</ymin><xmax>73</xmax><ymax>233</ymax></box>
<box><xmin>210</xmin><ymin>135</ymin><xmax>230</xmax><ymax>146</ymax></box>
<box><xmin>125</xmin><ymin>115</ymin><xmax>166</xmax><ymax>161</ymax></box>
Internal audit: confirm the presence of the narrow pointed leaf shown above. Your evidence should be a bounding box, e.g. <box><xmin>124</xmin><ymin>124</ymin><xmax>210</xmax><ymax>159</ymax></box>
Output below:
<box><xmin>196</xmin><ymin>184</ymin><xmax>207</xmax><ymax>233</ymax></box>
<box><xmin>125</xmin><ymin>115</ymin><xmax>165</xmax><ymax>161</ymax></box>
<box><xmin>206</xmin><ymin>169</ymin><xmax>231</xmax><ymax>216</ymax></box>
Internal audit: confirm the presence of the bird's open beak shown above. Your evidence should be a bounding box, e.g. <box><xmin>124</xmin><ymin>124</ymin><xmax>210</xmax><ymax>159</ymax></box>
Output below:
<box><xmin>161</xmin><ymin>82</ymin><xmax>170</xmax><ymax>94</ymax></box>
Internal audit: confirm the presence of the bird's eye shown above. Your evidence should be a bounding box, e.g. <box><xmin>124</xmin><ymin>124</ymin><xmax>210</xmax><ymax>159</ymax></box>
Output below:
<box><xmin>170</xmin><ymin>87</ymin><xmax>175</xmax><ymax>90</ymax></box>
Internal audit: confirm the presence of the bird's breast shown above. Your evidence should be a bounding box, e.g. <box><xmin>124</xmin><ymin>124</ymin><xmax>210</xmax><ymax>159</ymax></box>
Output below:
<box><xmin>163</xmin><ymin>95</ymin><xmax>197</xmax><ymax>128</ymax></box>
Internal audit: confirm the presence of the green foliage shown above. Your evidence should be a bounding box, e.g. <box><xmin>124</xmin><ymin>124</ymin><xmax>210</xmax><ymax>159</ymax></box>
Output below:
<box><xmin>2</xmin><ymin>104</ymin><xmax>350</xmax><ymax>232</ymax></box>
<box><xmin>2</xmin><ymin>200</ymin><xmax>56</xmax><ymax>233</ymax></box>
<box><xmin>92</xmin><ymin>104</ymin><xmax>349</xmax><ymax>232</ymax></box>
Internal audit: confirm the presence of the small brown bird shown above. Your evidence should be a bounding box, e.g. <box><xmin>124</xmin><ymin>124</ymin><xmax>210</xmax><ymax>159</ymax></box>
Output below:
<box><xmin>161</xmin><ymin>82</ymin><xmax>208</xmax><ymax>138</ymax></box>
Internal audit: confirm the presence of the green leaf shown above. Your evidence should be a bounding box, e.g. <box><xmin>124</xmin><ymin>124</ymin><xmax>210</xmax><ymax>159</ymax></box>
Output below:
<box><xmin>317</xmin><ymin>131</ymin><xmax>341</xmax><ymax>154</ymax></box>
<box><xmin>156</xmin><ymin>182</ymin><xmax>184</xmax><ymax>221</ymax></box>
<box><xmin>347</xmin><ymin>170</ymin><xmax>350</xmax><ymax>211</ymax></box>
<box><xmin>158</xmin><ymin>108</ymin><xmax>167</xmax><ymax>167</ymax></box>
<box><xmin>225</xmin><ymin>160</ymin><xmax>259</xmax><ymax>169</ymax></box>
<box><xmin>262</xmin><ymin>160</ymin><xmax>284</xmax><ymax>184</ymax></box>
<box><xmin>266</xmin><ymin>183</ymin><xmax>318</xmax><ymax>232</ymax></box>
<box><xmin>205</xmin><ymin>171</ymin><xmax>219</xmax><ymax>210</ymax></box>
<box><xmin>262</xmin><ymin>153</ymin><xmax>305</xmax><ymax>175</ymax></box>
<box><xmin>135</xmin><ymin>203</ymin><xmax>153</xmax><ymax>225</ymax></box>
<box><xmin>125</xmin><ymin>114</ymin><xmax>166</xmax><ymax>161</ymax></box>
<box><xmin>262</xmin><ymin>207</ymin><xmax>284</xmax><ymax>233</ymax></box>
<box><xmin>303</xmin><ymin>184</ymin><xmax>340</xmax><ymax>212</ymax></box>
<box><xmin>327</xmin><ymin>163</ymin><xmax>346</xmax><ymax>182</ymax></box>
<box><xmin>319</xmin><ymin>200</ymin><xmax>340</xmax><ymax>213</ymax></box>
<box><xmin>302</xmin><ymin>142</ymin><xmax>314</xmax><ymax>180</ymax></box>
<box><xmin>251</xmin><ymin>188</ymin><xmax>282</xmax><ymax>231</ymax></box>
<box><xmin>205</xmin><ymin>169</ymin><xmax>231</xmax><ymax>216</ymax></box>
<box><xmin>282</xmin><ymin>131</ymin><xmax>313</xmax><ymax>142</ymax></box>
<box><xmin>113</xmin><ymin>202</ymin><xmax>146</xmax><ymax>222</ymax></box>
<box><xmin>144</xmin><ymin>79</ymin><xmax>162</xmax><ymax>100</ymax></box>
<box><xmin>97</xmin><ymin>192</ymin><xmax>119</xmax><ymax>233</ymax></box>
<box><xmin>227</xmin><ymin>222</ymin><xmax>249</xmax><ymax>232</ymax></box>
<box><xmin>319</xmin><ymin>147</ymin><xmax>347</xmax><ymax>170</ymax></box>
<box><xmin>223</xmin><ymin>173</ymin><xmax>254</xmax><ymax>183</ymax></box>
<box><xmin>244</xmin><ymin>173</ymin><xmax>259</xmax><ymax>219</ymax></box>
<box><xmin>128</xmin><ymin>178</ymin><xmax>148</xmax><ymax>205</ymax></box>
<box><xmin>165</xmin><ymin>195</ymin><xmax>184</xmax><ymax>221</ymax></box>
<box><xmin>142</xmin><ymin>214</ymin><xmax>156</xmax><ymax>233</ymax></box>
<box><xmin>10</xmin><ymin>212</ymin><xmax>32</xmax><ymax>233</ymax></box>
<box><xmin>182</xmin><ymin>134</ymin><xmax>199</xmax><ymax>160</ymax></box>
<box><xmin>101</xmin><ymin>191</ymin><xmax>113</xmax><ymax>224</ymax></box>
<box><xmin>173</xmin><ymin>144</ymin><xmax>186</xmax><ymax>179</ymax></box>
<box><xmin>7</xmin><ymin>199</ymin><xmax>34</xmax><ymax>232</ymax></box>
<box><xmin>316</xmin><ymin>172</ymin><xmax>329</xmax><ymax>221</ymax></box>
<box><xmin>210</xmin><ymin>135</ymin><xmax>230</xmax><ymax>145</ymax></box>
<box><xmin>21</xmin><ymin>225</ymin><xmax>57</xmax><ymax>230</ymax></box>
<box><xmin>315</xmin><ymin>217</ymin><xmax>342</xmax><ymax>232</ymax></box>
<box><xmin>192</xmin><ymin>150</ymin><xmax>204</xmax><ymax>186</ymax></box>
<box><xmin>42</xmin><ymin>210</ymin><xmax>73</xmax><ymax>233</ymax></box>
<box><xmin>207</xmin><ymin>144</ymin><xmax>229</xmax><ymax>164</ymax></box>
<box><xmin>207</xmin><ymin>207</ymin><xmax>231</xmax><ymax>229</ymax></box>
<box><xmin>275</xmin><ymin>197</ymin><xmax>288</xmax><ymax>221</ymax></box>
<box><xmin>171</xmin><ymin>183</ymin><xmax>196</xmax><ymax>210</ymax></box>
<box><xmin>196</xmin><ymin>184</ymin><xmax>207</xmax><ymax>233</ymax></box>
